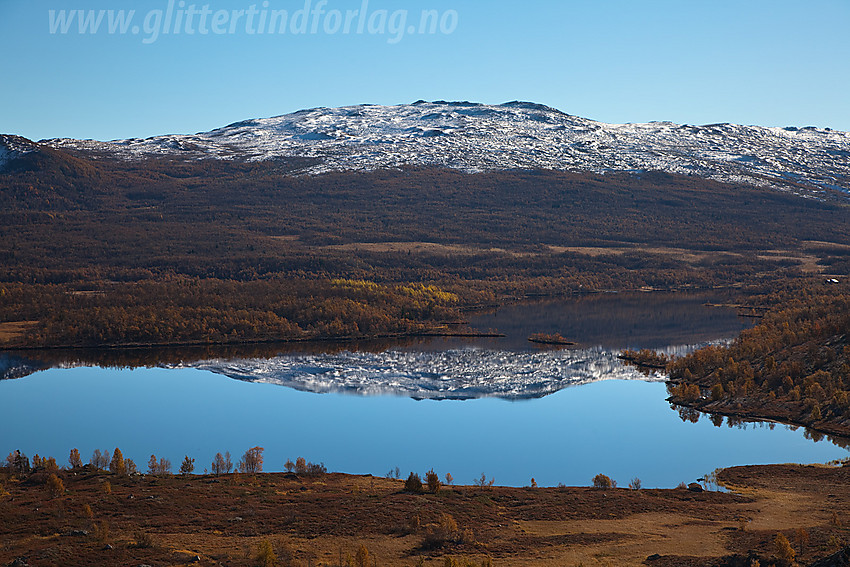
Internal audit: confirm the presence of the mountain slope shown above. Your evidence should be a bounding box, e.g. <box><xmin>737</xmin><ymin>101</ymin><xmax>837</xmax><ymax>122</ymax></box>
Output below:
<box><xmin>3</xmin><ymin>119</ymin><xmax>850</xmax><ymax>348</ymax></box>
<box><xmin>0</xmin><ymin>134</ymin><xmax>40</xmax><ymax>170</ymax></box>
<box><xmin>43</xmin><ymin>101</ymin><xmax>850</xmax><ymax>198</ymax></box>
<box><xmin>0</xmin><ymin>134</ymin><xmax>111</xmax><ymax>210</ymax></box>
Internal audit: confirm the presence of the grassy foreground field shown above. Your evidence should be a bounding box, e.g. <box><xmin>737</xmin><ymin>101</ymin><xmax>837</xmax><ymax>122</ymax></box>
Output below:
<box><xmin>2</xmin><ymin>464</ymin><xmax>850</xmax><ymax>567</ymax></box>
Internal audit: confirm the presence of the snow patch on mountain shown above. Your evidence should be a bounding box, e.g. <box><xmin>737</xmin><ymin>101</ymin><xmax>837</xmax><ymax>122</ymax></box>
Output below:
<box><xmin>0</xmin><ymin>134</ymin><xmax>40</xmax><ymax>170</ymax></box>
<box><xmin>45</xmin><ymin>101</ymin><xmax>850</xmax><ymax>195</ymax></box>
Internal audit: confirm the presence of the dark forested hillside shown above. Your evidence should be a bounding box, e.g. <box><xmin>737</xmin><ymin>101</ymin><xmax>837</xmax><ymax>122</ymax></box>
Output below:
<box><xmin>2</xmin><ymin>140</ymin><xmax>850</xmax><ymax>347</ymax></box>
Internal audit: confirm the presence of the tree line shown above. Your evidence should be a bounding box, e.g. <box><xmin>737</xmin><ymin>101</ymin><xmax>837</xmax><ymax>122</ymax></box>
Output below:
<box><xmin>3</xmin><ymin>446</ymin><xmax>327</xmax><ymax>478</ymax></box>
<box><xmin>0</xmin><ymin>278</ymin><xmax>467</xmax><ymax>348</ymax></box>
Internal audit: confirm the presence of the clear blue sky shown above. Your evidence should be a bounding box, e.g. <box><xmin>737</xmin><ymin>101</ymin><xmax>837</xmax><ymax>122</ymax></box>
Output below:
<box><xmin>2</xmin><ymin>0</ymin><xmax>849</xmax><ymax>141</ymax></box>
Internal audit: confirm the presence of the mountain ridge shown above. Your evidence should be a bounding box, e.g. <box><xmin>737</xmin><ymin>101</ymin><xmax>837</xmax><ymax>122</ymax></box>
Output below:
<box><xmin>13</xmin><ymin>100</ymin><xmax>847</xmax><ymax>199</ymax></box>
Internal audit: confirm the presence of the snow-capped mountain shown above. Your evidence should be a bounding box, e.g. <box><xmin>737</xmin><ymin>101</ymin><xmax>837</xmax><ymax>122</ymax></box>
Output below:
<box><xmin>44</xmin><ymin>101</ymin><xmax>850</xmax><ymax>196</ymax></box>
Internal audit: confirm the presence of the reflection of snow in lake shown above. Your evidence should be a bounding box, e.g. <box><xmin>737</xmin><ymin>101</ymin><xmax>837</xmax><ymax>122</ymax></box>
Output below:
<box><xmin>185</xmin><ymin>344</ymin><xmax>707</xmax><ymax>400</ymax></box>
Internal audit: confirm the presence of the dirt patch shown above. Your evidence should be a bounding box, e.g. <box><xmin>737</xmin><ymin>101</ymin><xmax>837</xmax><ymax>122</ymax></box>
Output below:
<box><xmin>549</xmin><ymin>244</ymin><xmax>830</xmax><ymax>274</ymax></box>
<box><xmin>756</xmin><ymin>249</ymin><xmax>823</xmax><ymax>273</ymax></box>
<box><xmin>548</xmin><ymin>245</ymin><xmax>713</xmax><ymax>264</ymax></box>
<box><xmin>0</xmin><ymin>320</ymin><xmax>38</xmax><ymax>343</ymax></box>
<box><xmin>324</xmin><ymin>241</ymin><xmax>527</xmax><ymax>257</ymax></box>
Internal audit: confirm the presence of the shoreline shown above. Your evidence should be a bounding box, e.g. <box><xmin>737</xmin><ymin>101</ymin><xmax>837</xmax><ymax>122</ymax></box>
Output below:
<box><xmin>0</xmin><ymin>329</ymin><xmax>507</xmax><ymax>352</ymax></box>
<box><xmin>668</xmin><ymin>393</ymin><xmax>850</xmax><ymax>442</ymax></box>
<box><xmin>0</xmin><ymin>285</ymin><xmax>742</xmax><ymax>351</ymax></box>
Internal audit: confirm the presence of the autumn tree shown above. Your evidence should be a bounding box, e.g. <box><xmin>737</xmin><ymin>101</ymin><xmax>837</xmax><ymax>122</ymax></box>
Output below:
<box><xmin>795</xmin><ymin>527</ymin><xmax>809</xmax><ymax>557</ymax></box>
<box><xmin>295</xmin><ymin>456</ymin><xmax>307</xmax><ymax>475</ymax></box>
<box><xmin>238</xmin><ymin>447</ymin><xmax>264</xmax><ymax>474</ymax></box>
<box><xmin>355</xmin><ymin>544</ymin><xmax>370</xmax><ymax>567</ymax></box>
<box><xmin>306</xmin><ymin>461</ymin><xmax>327</xmax><ymax>476</ymax></box>
<box><xmin>711</xmin><ymin>383</ymin><xmax>725</xmax><ymax>401</ymax></box>
<box><xmin>109</xmin><ymin>448</ymin><xmax>126</xmax><ymax>475</ymax></box>
<box><xmin>44</xmin><ymin>457</ymin><xmax>59</xmax><ymax>473</ymax></box>
<box><xmin>46</xmin><ymin>473</ymin><xmax>65</xmax><ymax>498</ymax></box>
<box><xmin>179</xmin><ymin>456</ymin><xmax>195</xmax><ymax>475</ymax></box>
<box><xmin>592</xmin><ymin>473</ymin><xmax>615</xmax><ymax>489</ymax></box>
<box><xmin>426</xmin><ymin>469</ymin><xmax>441</xmax><ymax>494</ymax></box>
<box><xmin>32</xmin><ymin>455</ymin><xmax>57</xmax><ymax>472</ymax></box>
<box><xmin>774</xmin><ymin>532</ymin><xmax>795</xmax><ymax>564</ymax></box>
<box><xmin>405</xmin><ymin>472</ymin><xmax>423</xmax><ymax>493</ymax></box>
<box><xmin>423</xmin><ymin>513</ymin><xmax>460</xmax><ymax>549</ymax></box>
<box><xmin>69</xmin><ymin>448</ymin><xmax>83</xmax><ymax>469</ymax></box>
<box><xmin>255</xmin><ymin>540</ymin><xmax>276</xmax><ymax>567</ymax></box>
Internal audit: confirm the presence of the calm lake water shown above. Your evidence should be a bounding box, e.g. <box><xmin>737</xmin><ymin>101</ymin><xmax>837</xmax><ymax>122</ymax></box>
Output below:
<box><xmin>2</xmin><ymin>291</ymin><xmax>848</xmax><ymax>488</ymax></box>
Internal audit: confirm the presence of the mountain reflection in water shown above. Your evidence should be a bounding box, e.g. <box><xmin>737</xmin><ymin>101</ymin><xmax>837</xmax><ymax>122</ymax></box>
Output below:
<box><xmin>183</xmin><ymin>344</ymin><xmax>711</xmax><ymax>400</ymax></box>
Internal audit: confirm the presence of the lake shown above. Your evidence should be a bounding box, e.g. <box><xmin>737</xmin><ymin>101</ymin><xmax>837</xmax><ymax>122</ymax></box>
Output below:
<box><xmin>2</xmin><ymin>291</ymin><xmax>847</xmax><ymax>488</ymax></box>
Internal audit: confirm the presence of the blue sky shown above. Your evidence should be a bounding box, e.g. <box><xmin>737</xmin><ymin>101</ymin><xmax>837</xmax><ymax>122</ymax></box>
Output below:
<box><xmin>1</xmin><ymin>0</ymin><xmax>849</xmax><ymax>141</ymax></box>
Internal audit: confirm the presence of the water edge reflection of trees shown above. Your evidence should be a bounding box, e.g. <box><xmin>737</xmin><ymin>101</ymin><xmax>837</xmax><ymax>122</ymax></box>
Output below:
<box><xmin>667</xmin><ymin>281</ymin><xmax>850</xmax><ymax>441</ymax></box>
<box><xmin>671</xmin><ymin>402</ymin><xmax>850</xmax><ymax>450</ymax></box>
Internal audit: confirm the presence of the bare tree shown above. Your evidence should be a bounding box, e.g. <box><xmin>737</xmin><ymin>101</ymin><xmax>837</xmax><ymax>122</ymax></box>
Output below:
<box><xmin>211</xmin><ymin>452</ymin><xmax>227</xmax><ymax>475</ymax></box>
<box><xmin>474</xmin><ymin>472</ymin><xmax>494</xmax><ymax>488</ymax></box>
<box><xmin>90</xmin><ymin>449</ymin><xmax>109</xmax><ymax>470</ymax></box>
<box><xmin>7</xmin><ymin>450</ymin><xmax>30</xmax><ymax>476</ymax></box>
<box><xmin>147</xmin><ymin>454</ymin><xmax>171</xmax><ymax>475</ymax></box>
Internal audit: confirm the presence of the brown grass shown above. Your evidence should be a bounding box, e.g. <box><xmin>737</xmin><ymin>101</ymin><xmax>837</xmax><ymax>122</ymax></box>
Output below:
<box><xmin>1</xmin><ymin>465</ymin><xmax>849</xmax><ymax>566</ymax></box>
<box><xmin>323</xmin><ymin>241</ymin><xmax>526</xmax><ymax>257</ymax></box>
<box><xmin>0</xmin><ymin>320</ymin><xmax>38</xmax><ymax>343</ymax></box>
